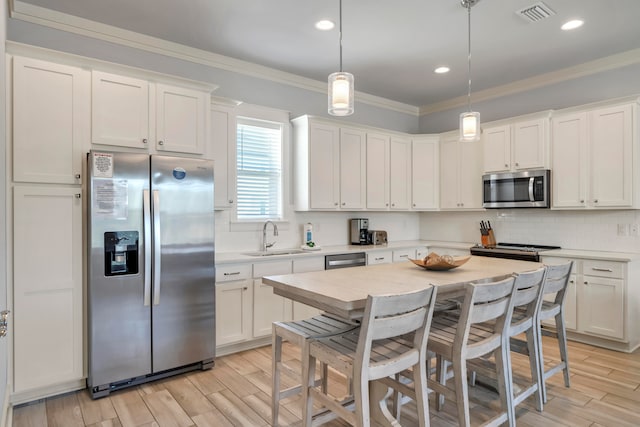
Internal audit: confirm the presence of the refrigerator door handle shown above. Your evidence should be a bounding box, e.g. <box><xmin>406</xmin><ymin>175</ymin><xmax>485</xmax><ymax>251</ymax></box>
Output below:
<box><xmin>152</xmin><ymin>190</ymin><xmax>162</xmax><ymax>305</ymax></box>
<box><xmin>143</xmin><ymin>190</ymin><xmax>152</xmax><ymax>306</ymax></box>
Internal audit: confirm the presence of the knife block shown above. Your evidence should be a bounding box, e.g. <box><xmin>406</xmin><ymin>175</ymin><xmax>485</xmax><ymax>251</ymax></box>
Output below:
<box><xmin>481</xmin><ymin>229</ymin><xmax>496</xmax><ymax>248</ymax></box>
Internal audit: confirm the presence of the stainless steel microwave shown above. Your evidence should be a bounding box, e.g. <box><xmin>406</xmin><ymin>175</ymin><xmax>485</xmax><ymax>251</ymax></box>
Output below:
<box><xmin>483</xmin><ymin>169</ymin><xmax>550</xmax><ymax>208</ymax></box>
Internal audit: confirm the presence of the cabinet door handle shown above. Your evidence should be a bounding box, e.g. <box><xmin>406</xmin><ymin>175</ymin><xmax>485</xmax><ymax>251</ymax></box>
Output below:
<box><xmin>75</xmin><ymin>193</ymin><xmax>81</xmax><ymax>199</ymax></box>
<box><xmin>334</xmin><ymin>202</ymin><xmax>338</xmax><ymax>206</ymax></box>
<box><xmin>515</xmin><ymin>162</ymin><xmax>519</xmax><ymax>167</ymax></box>
<box><xmin>591</xmin><ymin>267</ymin><xmax>613</xmax><ymax>272</ymax></box>
<box><xmin>504</xmin><ymin>164</ymin><xmax>509</xmax><ymax>168</ymax></box>
<box><xmin>375</xmin><ymin>257</ymin><xmax>385</xmax><ymax>261</ymax></box>
<box><xmin>593</xmin><ymin>199</ymin><xmax>598</xmax><ymax>203</ymax></box>
<box><xmin>143</xmin><ymin>138</ymin><xmax>148</xmax><ymax>144</ymax></box>
<box><xmin>399</xmin><ymin>254</ymin><xmax>408</xmax><ymax>258</ymax></box>
<box><xmin>584</xmin><ymin>281</ymin><xmax>588</xmax><ymax>285</ymax></box>
<box><xmin>158</xmin><ymin>140</ymin><xmax>164</xmax><ymax>145</ymax></box>
<box><xmin>224</xmin><ymin>271</ymin><xmax>241</xmax><ymax>276</ymax></box>
<box><xmin>580</xmin><ymin>200</ymin><xmax>584</xmax><ymax>203</ymax></box>
<box><xmin>569</xmin><ymin>280</ymin><xmax>574</xmax><ymax>284</ymax></box>
<box><xmin>75</xmin><ymin>174</ymin><xmax>81</xmax><ymax>179</ymax></box>
<box><xmin>228</xmin><ymin>199</ymin><xmax>234</xmax><ymax>204</ymax></box>
<box><xmin>243</xmin><ymin>287</ymin><xmax>248</xmax><ymax>291</ymax></box>
<box><xmin>342</xmin><ymin>202</ymin><xmax>345</xmax><ymax>206</ymax></box>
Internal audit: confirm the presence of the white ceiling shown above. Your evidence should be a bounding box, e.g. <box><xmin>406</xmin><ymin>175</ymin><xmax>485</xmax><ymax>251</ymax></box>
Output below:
<box><xmin>13</xmin><ymin>0</ymin><xmax>640</xmax><ymax>110</ymax></box>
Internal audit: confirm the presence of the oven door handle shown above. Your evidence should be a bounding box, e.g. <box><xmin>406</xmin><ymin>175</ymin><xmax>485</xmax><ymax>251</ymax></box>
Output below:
<box><xmin>528</xmin><ymin>177</ymin><xmax>535</xmax><ymax>202</ymax></box>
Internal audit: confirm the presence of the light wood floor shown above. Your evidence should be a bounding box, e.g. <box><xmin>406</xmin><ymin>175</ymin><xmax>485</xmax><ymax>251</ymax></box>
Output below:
<box><xmin>12</xmin><ymin>335</ymin><xmax>640</xmax><ymax>427</ymax></box>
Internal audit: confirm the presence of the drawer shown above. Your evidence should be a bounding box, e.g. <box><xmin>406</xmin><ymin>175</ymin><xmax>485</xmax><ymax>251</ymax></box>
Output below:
<box><xmin>583</xmin><ymin>260</ymin><xmax>624</xmax><ymax>279</ymax></box>
<box><xmin>393</xmin><ymin>249</ymin><xmax>416</xmax><ymax>263</ymax></box>
<box><xmin>253</xmin><ymin>260</ymin><xmax>292</xmax><ymax>278</ymax></box>
<box><xmin>293</xmin><ymin>256</ymin><xmax>325</xmax><ymax>273</ymax></box>
<box><xmin>217</xmin><ymin>263</ymin><xmax>252</xmax><ymax>282</ymax></box>
<box><xmin>367</xmin><ymin>250</ymin><xmax>392</xmax><ymax>265</ymax></box>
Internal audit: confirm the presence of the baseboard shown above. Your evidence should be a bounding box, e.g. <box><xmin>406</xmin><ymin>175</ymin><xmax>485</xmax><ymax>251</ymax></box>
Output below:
<box><xmin>10</xmin><ymin>379</ymin><xmax>86</xmax><ymax>406</ymax></box>
<box><xmin>215</xmin><ymin>336</ymin><xmax>271</xmax><ymax>357</ymax></box>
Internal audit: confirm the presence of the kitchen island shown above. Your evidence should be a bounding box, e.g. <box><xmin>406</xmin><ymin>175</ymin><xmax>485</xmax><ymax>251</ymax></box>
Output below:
<box><xmin>263</xmin><ymin>255</ymin><xmax>541</xmax><ymax>319</ymax></box>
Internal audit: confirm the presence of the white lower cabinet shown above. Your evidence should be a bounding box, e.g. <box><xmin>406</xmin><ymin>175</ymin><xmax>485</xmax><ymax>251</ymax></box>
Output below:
<box><xmin>541</xmin><ymin>256</ymin><xmax>636</xmax><ymax>350</ymax></box>
<box><xmin>367</xmin><ymin>250</ymin><xmax>393</xmax><ymax>265</ymax></box>
<box><xmin>392</xmin><ymin>248</ymin><xmax>416</xmax><ymax>263</ymax></box>
<box><xmin>252</xmin><ymin>260</ymin><xmax>293</xmax><ymax>338</ymax></box>
<box><xmin>215</xmin><ymin>264</ymin><xmax>253</xmax><ymax>347</ymax></box>
<box><xmin>13</xmin><ymin>185</ymin><xmax>83</xmax><ymax>394</ymax></box>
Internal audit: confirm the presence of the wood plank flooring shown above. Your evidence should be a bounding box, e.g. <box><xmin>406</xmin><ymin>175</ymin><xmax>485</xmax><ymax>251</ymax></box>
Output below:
<box><xmin>12</xmin><ymin>335</ymin><xmax>640</xmax><ymax>427</ymax></box>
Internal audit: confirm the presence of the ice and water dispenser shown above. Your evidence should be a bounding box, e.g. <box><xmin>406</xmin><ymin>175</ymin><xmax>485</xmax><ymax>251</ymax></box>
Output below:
<box><xmin>104</xmin><ymin>231</ymin><xmax>139</xmax><ymax>276</ymax></box>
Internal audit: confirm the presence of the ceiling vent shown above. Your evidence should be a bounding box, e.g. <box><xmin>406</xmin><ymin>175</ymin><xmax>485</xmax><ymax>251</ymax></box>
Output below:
<box><xmin>516</xmin><ymin>2</ymin><xmax>556</xmax><ymax>23</ymax></box>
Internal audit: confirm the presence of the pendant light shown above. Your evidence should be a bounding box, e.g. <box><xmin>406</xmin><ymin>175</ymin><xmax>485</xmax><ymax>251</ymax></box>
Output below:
<box><xmin>328</xmin><ymin>0</ymin><xmax>354</xmax><ymax>116</ymax></box>
<box><xmin>460</xmin><ymin>0</ymin><xmax>480</xmax><ymax>141</ymax></box>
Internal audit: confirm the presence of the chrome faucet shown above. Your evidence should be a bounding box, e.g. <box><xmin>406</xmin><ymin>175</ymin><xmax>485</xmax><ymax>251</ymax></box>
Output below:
<box><xmin>262</xmin><ymin>220</ymin><xmax>279</xmax><ymax>252</ymax></box>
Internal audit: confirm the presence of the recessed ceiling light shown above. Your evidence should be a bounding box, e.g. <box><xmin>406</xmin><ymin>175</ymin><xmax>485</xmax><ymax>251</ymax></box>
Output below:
<box><xmin>561</xmin><ymin>19</ymin><xmax>583</xmax><ymax>30</ymax></box>
<box><xmin>315</xmin><ymin>20</ymin><xmax>335</xmax><ymax>31</ymax></box>
<box><xmin>434</xmin><ymin>66</ymin><xmax>450</xmax><ymax>74</ymax></box>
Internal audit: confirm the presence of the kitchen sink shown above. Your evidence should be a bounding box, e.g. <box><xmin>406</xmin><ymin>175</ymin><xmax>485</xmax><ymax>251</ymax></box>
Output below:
<box><xmin>243</xmin><ymin>249</ymin><xmax>307</xmax><ymax>257</ymax></box>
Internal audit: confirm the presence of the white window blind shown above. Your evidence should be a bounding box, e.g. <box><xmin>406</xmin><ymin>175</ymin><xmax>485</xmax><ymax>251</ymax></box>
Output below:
<box><xmin>236</xmin><ymin>118</ymin><xmax>283</xmax><ymax>220</ymax></box>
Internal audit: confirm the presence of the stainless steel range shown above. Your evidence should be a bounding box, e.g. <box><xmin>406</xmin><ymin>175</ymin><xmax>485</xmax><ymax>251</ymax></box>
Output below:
<box><xmin>470</xmin><ymin>242</ymin><xmax>560</xmax><ymax>262</ymax></box>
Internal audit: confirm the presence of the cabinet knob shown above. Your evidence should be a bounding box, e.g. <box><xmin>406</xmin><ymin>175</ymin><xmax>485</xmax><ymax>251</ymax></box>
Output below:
<box><xmin>505</xmin><ymin>164</ymin><xmax>509</xmax><ymax>168</ymax></box>
<box><xmin>584</xmin><ymin>281</ymin><xmax>588</xmax><ymax>285</ymax></box>
<box><xmin>158</xmin><ymin>140</ymin><xmax>164</xmax><ymax>145</ymax></box>
<box><xmin>242</xmin><ymin>287</ymin><xmax>248</xmax><ymax>291</ymax></box>
<box><xmin>580</xmin><ymin>200</ymin><xmax>584</xmax><ymax>203</ymax></box>
<box><xmin>413</xmin><ymin>203</ymin><xmax>416</xmax><ymax>207</ymax></box>
<box><xmin>75</xmin><ymin>174</ymin><xmax>81</xmax><ymax>179</ymax></box>
<box><xmin>334</xmin><ymin>202</ymin><xmax>338</xmax><ymax>206</ymax></box>
<box><xmin>228</xmin><ymin>199</ymin><xmax>234</xmax><ymax>204</ymax></box>
<box><xmin>593</xmin><ymin>199</ymin><xmax>598</xmax><ymax>203</ymax></box>
<box><xmin>385</xmin><ymin>203</ymin><xmax>389</xmax><ymax>207</ymax></box>
<box><xmin>143</xmin><ymin>138</ymin><xmax>148</xmax><ymax>144</ymax></box>
<box><xmin>75</xmin><ymin>193</ymin><xmax>81</xmax><ymax>199</ymax></box>
<box><xmin>515</xmin><ymin>162</ymin><xmax>519</xmax><ymax>166</ymax></box>
<box><xmin>569</xmin><ymin>280</ymin><xmax>574</xmax><ymax>284</ymax></box>
<box><xmin>391</xmin><ymin>203</ymin><xmax>395</xmax><ymax>207</ymax></box>
<box><xmin>342</xmin><ymin>202</ymin><xmax>346</xmax><ymax>206</ymax></box>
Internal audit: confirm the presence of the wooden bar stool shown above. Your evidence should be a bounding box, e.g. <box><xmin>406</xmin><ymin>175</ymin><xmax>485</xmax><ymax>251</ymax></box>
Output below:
<box><xmin>271</xmin><ymin>314</ymin><xmax>358</xmax><ymax>426</ymax></box>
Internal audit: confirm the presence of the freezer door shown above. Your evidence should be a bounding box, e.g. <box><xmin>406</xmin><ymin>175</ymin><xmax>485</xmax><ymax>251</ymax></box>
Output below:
<box><xmin>150</xmin><ymin>155</ymin><xmax>215</xmax><ymax>372</ymax></box>
<box><xmin>87</xmin><ymin>151</ymin><xmax>151</xmax><ymax>389</ymax></box>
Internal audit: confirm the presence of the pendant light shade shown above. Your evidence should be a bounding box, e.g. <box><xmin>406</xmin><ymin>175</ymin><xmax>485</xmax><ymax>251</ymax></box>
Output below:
<box><xmin>328</xmin><ymin>0</ymin><xmax>354</xmax><ymax>116</ymax></box>
<box><xmin>328</xmin><ymin>71</ymin><xmax>354</xmax><ymax>116</ymax></box>
<box><xmin>459</xmin><ymin>0</ymin><xmax>480</xmax><ymax>142</ymax></box>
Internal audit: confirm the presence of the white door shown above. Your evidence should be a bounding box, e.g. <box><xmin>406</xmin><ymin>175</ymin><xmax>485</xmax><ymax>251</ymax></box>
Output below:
<box><xmin>513</xmin><ymin>118</ymin><xmax>546</xmax><ymax>170</ymax></box>
<box><xmin>411</xmin><ymin>136</ymin><xmax>439</xmax><ymax>210</ymax></box>
<box><xmin>389</xmin><ymin>137</ymin><xmax>411</xmax><ymax>210</ymax></box>
<box><xmin>551</xmin><ymin>112</ymin><xmax>588</xmax><ymax>208</ymax></box>
<box><xmin>366</xmin><ymin>132</ymin><xmax>390</xmax><ymax>210</ymax></box>
<box><xmin>155</xmin><ymin>83</ymin><xmax>207</xmax><ymax>154</ymax></box>
<box><xmin>482</xmin><ymin>124</ymin><xmax>511</xmax><ymax>173</ymax></box>
<box><xmin>339</xmin><ymin>128</ymin><xmax>366</xmax><ymax>209</ymax></box>
<box><xmin>309</xmin><ymin>123</ymin><xmax>340</xmax><ymax>209</ymax></box>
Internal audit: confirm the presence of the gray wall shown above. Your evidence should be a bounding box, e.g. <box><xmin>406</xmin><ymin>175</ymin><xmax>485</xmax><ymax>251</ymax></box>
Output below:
<box><xmin>419</xmin><ymin>62</ymin><xmax>640</xmax><ymax>133</ymax></box>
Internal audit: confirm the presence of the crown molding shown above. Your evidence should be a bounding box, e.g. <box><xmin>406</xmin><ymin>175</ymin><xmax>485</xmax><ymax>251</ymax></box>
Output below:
<box><xmin>9</xmin><ymin>0</ymin><xmax>419</xmax><ymax>116</ymax></box>
<box><xmin>419</xmin><ymin>48</ymin><xmax>640</xmax><ymax>116</ymax></box>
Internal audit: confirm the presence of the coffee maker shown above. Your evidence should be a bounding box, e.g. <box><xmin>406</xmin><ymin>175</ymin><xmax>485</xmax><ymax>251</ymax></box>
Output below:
<box><xmin>350</xmin><ymin>218</ymin><xmax>370</xmax><ymax>245</ymax></box>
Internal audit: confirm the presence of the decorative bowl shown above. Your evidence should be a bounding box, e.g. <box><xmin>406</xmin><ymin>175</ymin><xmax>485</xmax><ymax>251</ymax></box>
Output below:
<box><xmin>409</xmin><ymin>252</ymin><xmax>471</xmax><ymax>271</ymax></box>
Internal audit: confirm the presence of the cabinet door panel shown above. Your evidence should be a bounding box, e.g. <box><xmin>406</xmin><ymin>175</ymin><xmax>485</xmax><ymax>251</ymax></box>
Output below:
<box><xmin>339</xmin><ymin>128</ymin><xmax>366</xmax><ymax>209</ymax></box>
<box><xmin>513</xmin><ymin>119</ymin><xmax>546</xmax><ymax>170</ymax></box>
<box><xmin>482</xmin><ymin>125</ymin><xmax>510</xmax><ymax>173</ymax></box>
<box><xmin>579</xmin><ymin>277</ymin><xmax>624</xmax><ymax>339</ymax></box>
<box><xmin>552</xmin><ymin>113</ymin><xmax>588</xmax><ymax>208</ymax></box>
<box><xmin>13</xmin><ymin>186</ymin><xmax>83</xmax><ymax>391</ymax></box>
<box><xmin>439</xmin><ymin>137</ymin><xmax>459</xmax><ymax>209</ymax></box>
<box><xmin>253</xmin><ymin>279</ymin><xmax>292</xmax><ymax>338</ymax></box>
<box><xmin>389</xmin><ymin>137</ymin><xmax>411</xmax><ymax>210</ymax></box>
<box><xmin>589</xmin><ymin>105</ymin><xmax>633</xmax><ymax>207</ymax></box>
<box><xmin>309</xmin><ymin>124</ymin><xmax>340</xmax><ymax>209</ymax></box>
<box><xmin>92</xmin><ymin>71</ymin><xmax>149</xmax><ymax>148</ymax></box>
<box><xmin>366</xmin><ymin>133</ymin><xmax>390</xmax><ymax>209</ymax></box>
<box><xmin>156</xmin><ymin>84</ymin><xmax>207</xmax><ymax>154</ymax></box>
<box><xmin>411</xmin><ymin>137</ymin><xmax>439</xmax><ymax>210</ymax></box>
<box><xmin>216</xmin><ymin>280</ymin><xmax>252</xmax><ymax>346</ymax></box>
<box><xmin>13</xmin><ymin>57</ymin><xmax>88</xmax><ymax>184</ymax></box>
<box><xmin>211</xmin><ymin>107</ymin><xmax>233</xmax><ymax>209</ymax></box>
<box><xmin>458</xmin><ymin>140</ymin><xmax>483</xmax><ymax>209</ymax></box>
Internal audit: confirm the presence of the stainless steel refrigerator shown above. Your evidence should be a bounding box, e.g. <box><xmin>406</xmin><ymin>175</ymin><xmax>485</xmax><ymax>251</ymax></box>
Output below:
<box><xmin>87</xmin><ymin>150</ymin><xmax>215</xmax><ymax>398</ymax></box>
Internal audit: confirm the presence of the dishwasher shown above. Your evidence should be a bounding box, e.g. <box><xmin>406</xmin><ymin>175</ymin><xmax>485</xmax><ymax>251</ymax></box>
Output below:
<box><xmin>325</xmin><ymin>252</ymin><xmax>367</xmax><ymax>270</ymax></box>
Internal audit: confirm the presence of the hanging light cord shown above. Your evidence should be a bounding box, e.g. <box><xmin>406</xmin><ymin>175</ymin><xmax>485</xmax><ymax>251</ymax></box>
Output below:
<box><xmin>339</xmin><ymin>0</ymin><xmax>343</xmax><ymax>72</ymax></box>
<box><xmin>466</xmin><ymin>0</ymin><xmax>472</xmax><ymax>113</ymax></box>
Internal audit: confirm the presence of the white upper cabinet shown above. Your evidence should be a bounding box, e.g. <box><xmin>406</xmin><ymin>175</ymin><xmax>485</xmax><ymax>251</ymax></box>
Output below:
<box><xmin>339</xmin><ymin>127</ymin><xmax>367</xmax><ymax>210</ymax></box>
<box><xmin>155</xmin><ymin>83</ymin><xmax>208</xmax><ymax>154</ymax></box>
<box><xmin>411</xmin><ymin>136</ymin><xmax>439</xmax><ymax>210</ymax></box>
<box><xmin>389</xmin><ymin>136</ymin><xmax>412</xmax><ymax>210</ymax></box>
<box><xmin>91</xmin><ymin>71</ymin><xmax>209</xmax><ymax>154</ymax></box>
<box><xmin>12</xmin><ymin>56</ymin><xmax>89</xmax><ymax>185</ymax></box>
<box><xmin>552</xmin><ymin>102</ymin><xmax>638</xmax><ymax>209</ymax></box>
<box><xmin>366</xmin><ymin>132</ymin><xmax>390</xmax><ymax>210</ymax></box>
<box><xmin>440</xmin><ymin>133</ymin><xmax>483</xmax><ymax>210</ymax></box>
<box><xmin>483</xmin><ymin>116</ymin><xmax>549</xmax><ymax>173</ymax></box>
<box><xmin>210</xmin><ymin>104</ymin><xmax>237</xmax><ymax>210</ymax></box>
<box><xmin>292</xmin><ymin>116</ymin><xmax>367</xmax><ymax>211</ymax></box>
<box><xmin>91</xmin><ymin>71</ymin><xmax>150</xmax><ymax>149</ymax></box>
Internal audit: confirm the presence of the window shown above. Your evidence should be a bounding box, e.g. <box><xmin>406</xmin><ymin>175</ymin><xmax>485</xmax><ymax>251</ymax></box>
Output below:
<box><xmin>236</xmin><ymin>118</ymin><xmax>283</xmax><ymax>220</ymax></box>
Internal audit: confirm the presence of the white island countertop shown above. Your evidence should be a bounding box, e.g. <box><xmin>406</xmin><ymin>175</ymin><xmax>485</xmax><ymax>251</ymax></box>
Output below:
<box><xmin>263</xmin><ymin>255</ymin><xmax>541</xmax><ymax>319</ymax></box>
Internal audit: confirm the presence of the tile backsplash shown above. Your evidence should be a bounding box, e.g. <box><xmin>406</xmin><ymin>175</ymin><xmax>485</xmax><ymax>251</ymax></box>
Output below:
<box><xmin>419</xmin><ymin>209</ymin><xmax>640</xmax><ymax>253</ymax></box>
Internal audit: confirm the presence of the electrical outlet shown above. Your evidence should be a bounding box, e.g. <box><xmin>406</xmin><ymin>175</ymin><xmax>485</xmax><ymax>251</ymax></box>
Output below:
<box><xmin>618</xmin><ymin>223</ymin><xmax>629</xmax><ymax>236</ymax></box>
<box><xmin>630</xmin><ymin>223</ymin><xmax>640</xmax><ymax>237</ymax></box>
